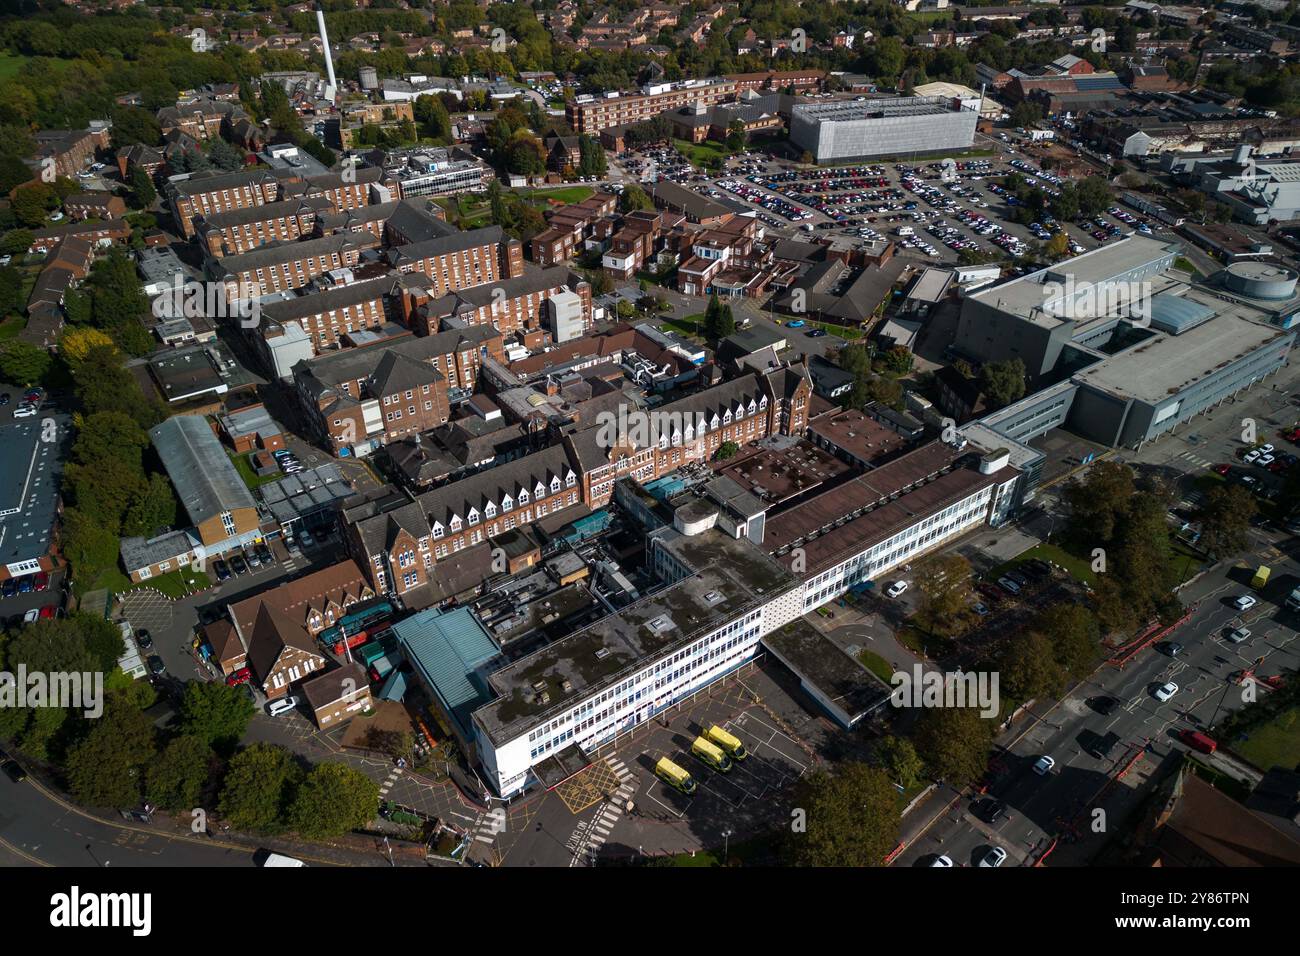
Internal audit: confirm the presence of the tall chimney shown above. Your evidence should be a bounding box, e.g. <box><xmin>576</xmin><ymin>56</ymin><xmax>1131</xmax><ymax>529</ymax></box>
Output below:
<box><xmin>315</xmin><ymin>4</ymin><xmax>338</xmax><ymax>104</ymax></box>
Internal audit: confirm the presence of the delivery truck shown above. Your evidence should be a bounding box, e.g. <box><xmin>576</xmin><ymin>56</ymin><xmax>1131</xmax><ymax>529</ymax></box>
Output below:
<box><xmin>1252</xmin><ymin>565</ymin><xmax>1271</xmax><ymax>590</ymax></box>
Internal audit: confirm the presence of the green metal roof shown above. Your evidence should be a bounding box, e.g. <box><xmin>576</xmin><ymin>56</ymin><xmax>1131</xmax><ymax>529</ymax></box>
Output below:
<box><xmin>392</xmin><ymin>606</ymin><xmax>500</xmax><ymax>741</ymax></box>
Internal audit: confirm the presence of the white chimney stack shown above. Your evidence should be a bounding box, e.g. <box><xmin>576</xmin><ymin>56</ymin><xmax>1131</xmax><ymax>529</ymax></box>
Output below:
<box><xmin>315</xmin><ymin>4</ymin><xmax>338</xmax><ymax>104</ymax></box>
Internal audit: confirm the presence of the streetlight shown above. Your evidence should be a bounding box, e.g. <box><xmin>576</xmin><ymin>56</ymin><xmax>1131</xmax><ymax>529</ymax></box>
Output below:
<box><xmin>722</xmin><ymin>828</ymin><xmax>733</xmax><ymax>862</ymax></box>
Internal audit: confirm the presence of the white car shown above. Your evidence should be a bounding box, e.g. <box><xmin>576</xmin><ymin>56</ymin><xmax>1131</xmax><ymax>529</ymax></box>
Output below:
<box><xmin>886</xmin><ymin>581</ymin><xmax>909</xmax><ymax>598</ymax></box>
<box><xmin>1257</xmin><ymin>454</ymin><xmax>1275</xmax><ymax>467</ymax></box>
<box><xmin>978</xmin><ymin>846</ymin><xmax>1007</xmax><ymax>868</ymax></box>
<box><xmin>267</xmin><ymin>695</ymin><xmax>299</xmax><ymax>717</ymax></box>
<box><xmin>1233</xmin><ymin>594</ymin><xmax>1258</xmax><ymax>611</ymax></box>
<box><xmin>1244</xmin><ymin>449</ymin><xmax>1262</xmax><ymax>464</ymax></box>
<box><xmin>1154</xmin><ymin>682</ymin><xmax>1179</xmax><ymax>702</ymax></box>
<box><xmin>1226</xmin><ymin>627</ymin><xmax>1251</xmax><ymax>644</ymax></box>
<box><xmin>1032</xmin><ymin>755</ymin><xmax>1056</xmax><ymax>776</ymax></box>
<box><xmin>1259</xmin><ymin>444</ymin><xmax>1275</xmax><ymax>454</ymax></box>
<box><xmin>12</xmin><ymin>404</ymin><xmax>38</xmax><ymax>418</ymax></box>
<box><xmin>929</xmin><ymin>855</ymin><xmax>954</xmax><ymax>867</ymax></box>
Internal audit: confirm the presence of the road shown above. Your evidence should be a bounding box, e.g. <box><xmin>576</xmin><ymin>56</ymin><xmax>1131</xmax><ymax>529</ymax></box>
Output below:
<box><xmin>0</xmin><ymin>772</ymin><xmax>255</xmax><ymax>867</ymax></box>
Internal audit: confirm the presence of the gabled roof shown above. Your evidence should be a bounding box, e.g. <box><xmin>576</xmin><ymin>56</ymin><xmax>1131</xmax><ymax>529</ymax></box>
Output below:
<box><xmin>150</xmin><ymin>415</ymin><xmax>257</xmax><ymax>525</ymax></box>
<box><xmin>371</xmin><ymin>349</ymin><xmax>442</xmax><ymax>396</ymax></box>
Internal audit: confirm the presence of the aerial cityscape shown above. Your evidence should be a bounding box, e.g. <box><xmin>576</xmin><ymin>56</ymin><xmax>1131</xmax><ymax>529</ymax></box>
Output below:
<box><xmin>0</xmin><ymin>0</ymin><xmax>1297</xmax><ymax>895</ymax></box>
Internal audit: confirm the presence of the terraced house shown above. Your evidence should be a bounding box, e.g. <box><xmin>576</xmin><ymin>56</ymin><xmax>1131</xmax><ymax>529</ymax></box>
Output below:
<box><xmin>194</xmin><ymin>195</ymin><xmax>335</xmax><ymax>256</ymax></box>
<box><xmin>343</xmin><ymin>443</ymin><xmax>583</xmax><ymax>598</ymax></box>
<box><xmin>210</xmin><ymin>233</ymin><xmax>367</xmax><ymax>298</ymax></box>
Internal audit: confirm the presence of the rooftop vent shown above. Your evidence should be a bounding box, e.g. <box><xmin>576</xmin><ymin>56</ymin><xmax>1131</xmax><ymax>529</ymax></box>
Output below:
<box><xmin>531</xmin><ymin>680</ymin><xmax>547</xmax><ymax>693</ymax></box>
<box><xmin>594</xmin><ymin>648</ymin><xmax>611</xmax><ymax>660</ymax></box>
<box><xmin>647</xmin><ymin>615</ymin><xmax>674</xmax><ymax>634</ymax></box>
<box><xmin>704</xmin><ymin>590</ymin><xmax>724</xmax><ymax>606</ymax></box>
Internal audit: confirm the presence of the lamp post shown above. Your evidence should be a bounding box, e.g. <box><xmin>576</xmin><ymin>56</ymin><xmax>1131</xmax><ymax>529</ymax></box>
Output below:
<box><xmin>722</xmin><ymin>828</ymin><xmax>733</xmax><ymax>863</ymax></box>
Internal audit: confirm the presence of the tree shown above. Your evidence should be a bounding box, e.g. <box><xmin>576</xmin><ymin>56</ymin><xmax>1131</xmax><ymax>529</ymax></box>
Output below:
<box><xmin>65</xmin><ymin>697</ymin><xmax>157</xmax><ymax>808</ymax></box>
<box><xmin>875</xmin><ymin>345</ymin><xmax>913</xmax><ymax>375</ymax></box>
<box><xmin>1062</xmin><ymin>460</ymin><xmax>1136</xmax><ymax>546</ymax></box>
<box><xmin>12</xmin><ymin>183</ymin><xmax>55</xmax><ymax>228</ymax></box>
<box><xmin>61</xmin><ymin>508</ymin><xmax>119</xmax><ymax>588</ymax></box>
<box><xmin>784</xmin><ymin>763</ymin><xmax>900</xmax><ymax>866</ymax></box>
<box><xmin>913</xmin><ymin>706</ymin><xmax>994</xmax><ymax>785</ymax></box>
<box><xmin>129</xmin><ymin>166</ymin><xmax>156</xmax><ymax>210</ymax></box>
<box><xmin>180</xmin><ymin>681</ymin><xmax>256</xmax><ymax>753</ymax></box>
<box><xmin>1195</xmin><ymin>484</ymin><xmax>1256</xmax><ymax>559</ymax></box>
<box><xmin>725</xmin><ymin>118</ymin><xmax>746</xmax><ymax>152</ymax></box>
<box><xmin>619</xmin><ymin>184</ymin><xmax>653</xmax><ymax>213</ymax></box>
<box><xmin>997</xmin><ymin>631</ymin><xmax>1065</xmax><ymax>703</ymax></box>
<box><xmin>146</xmin><ymin>735</ymin><xmax>214</xmax><ymax>811</ymax></box>
<box><xmin>0</xmin><ymin>229</ymin><xmax>33</xmax><ymax>257</ymax></box>
<box><xmin>714</xmin><ymin>441</ymin><xmax>740</xmax><ymax>461</ymax></box>
<box><xmin>218</xmin><ymin>743</ymin><xmax>303</xmax><ymax>833</ymax></box>
<box><xmin>207</xmin><ymin>138</ymin><xmax>245</xmax><ymax>172</ymax></box>
<box><xmin>874</xmin><ymin>736</ymin><xmax>925</xmax><ymax>790</ymax></box>
<box><xmin>414</xmin><ymin>94</ymin><xmax>452</xmax><ymax>142</ymax></box>
<box><xmin>912</xmin><ymin>552</ymin><xmax>974</xmax><ymax>637</ymax></box>
<box><xmin>59</xmin><ymin>327</ymin><xmax>118</xmax><ymax>368</ymax></box>
<box><xmin>979</xmin><ymin>357</ymin><xmax>1026</xmax><ymax>409</ymax></box>
<box><xmin>1033</xmin><ymin>603</ymin><xmax>1101</xmax><ymax>679</ymax></box>
<box><xmin>288</xmin><ymin>762</ymin><xmax>379</xmax><ymax>839</ymax></box>
<box><xmin>0</xmin><ymin>340</ymin><xmax>51</xmax><ymax>386</ymax></box>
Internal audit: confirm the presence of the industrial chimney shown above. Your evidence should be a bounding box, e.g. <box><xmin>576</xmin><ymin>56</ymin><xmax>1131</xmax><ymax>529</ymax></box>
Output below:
<box><xmin>315</xmin><ymin>4</ymin><xmax>338</xmax><ymax>104</ymax></box>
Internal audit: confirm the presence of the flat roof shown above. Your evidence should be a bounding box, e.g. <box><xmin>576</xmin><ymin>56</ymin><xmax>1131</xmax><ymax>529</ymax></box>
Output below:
<box><xmin>761</xmin><ymin>617</ymin><xmax>891</xmax><ymax>722</ymax></box>
<box><xmin>808</xmin><ymin>408</ymin><xmax>909</xmax><ymax>465</ymax></box>
<box><xmin>474</xmin><ymin>527</ymin><xmax>797</xmax><ymax>746</ymax></box>
<box><xmin>969</xmin><ymin>235</ymin><xmax>1181</xmax><ymax>327</ymax></box>
<box><xmin>1073</xmin><ymin>303</ymin><xmax>1292</xmax><ymax>405</ymax></box>
<box><xmin>0</xmin><ymin>412</ymin><xmax>70</xmax><ymax>566</ymax></box>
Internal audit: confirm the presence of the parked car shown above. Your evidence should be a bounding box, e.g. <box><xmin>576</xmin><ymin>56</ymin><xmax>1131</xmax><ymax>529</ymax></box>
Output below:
<box><xmin>1227</xmin><ymin>627</ymin><xmax>1251</xmax><ymax>644</ymax></box>
<box><xmin>1232</xmin><ymin>594</ymin><xmax>1258</xmax><ymax>611</ymax></box>
<box><xmin>32</xmin><ymin>572</ymin><xmax>48</xmax><ymax>591</ymax></box>
<box><xmin>1</xmin><ymin>578</ymin><xmax>17</xmax><ymax>599</ymax></box>
<box><xmin>976</xmin><ymin>798</ymin><xmax>1008</xmax><ymax>824</ymax></box>
<box><xmin>978</xmin><ymin>846</ymin><xmax>1007</xmax><ymax>868</ymax></box>
<box><xmin>886</xmin><ymin>581</ymin><xmax>909</xmax><ymax>598</ymax></box>
<box><xmin>297</xmin><ymin>529</ymin><xmax>316</xmax><ymax>550</ymax></box>
<box><xmin>928</xmin><ymin>855</ymin><xmax>954</xmax><ymax>867</ymax></box>
<box><xmin>135</xmin><ymin>629</ymin><xmax>153</xmax><ymax>650</ymax></box>
<box><xmin>1154</xmin><ymin>681</ymin><xmax>1179</xmax><ymax>702</ymax></box>
<box><xmin>267</xmin><ymin>695</ymin><xmax>299</xmax><ymax>717</ymax></box>
<box><xmin>21</xmin><ymin>608</ymin><xmax>39</xmax><ymax>624</ymax></box>
<box><xmin>213</xmin><ymin>558</ymin><xmax>231</xmax><ymax>582</ymax></box>
<box><xmin>0</xmin><ymin>393</ymin><xmax>8</xmax><ymax>406</ymax></box>
<box><xmin>230</xmin><ymin>554</ymin><xmax>250</xmax><ymax>575</ymax></box>
<box><xmin>225</xmin><ymin>667</ymin><xmax>252</xmax><ymax>686</ymax></box>
<box><xmin>16</xmin><ymin>576</ymin><xmax>33</xmax><ymax>593</ymax></box>
<box><xmin>1091</xmin><ymin>696</ymin><xmax>1119</xmax><ymax>715</ymax></box>
<box><xmin>1162</xmin><ymin>641</ymin><xmax>1183</xmax><ymax>657</ymax></box>
<box><xmin>12</xmin><ymin>404</ymin><xmax>37</xmax><ymax>418</ymax></box>
<box><xmin>38</xmin><ymin>605</ymin><xmax>55</xmax><ymax>619</ymax></box>
<box><xmin>1032</xmin><ymin>755</ymin><xmax>1055</xmax><ymax>776</ymax></box>
<box><xmin>147</xmin><ymin>655</ymin><xmax>166</xmax><ymax>677</ymax></box>
<box><xmin>255</xmin><ymin>543</ymin><xmax>273</xmax><ymax>565</ymax></box>
<box><xmin>997</xmin><ymin>576</ymin><xmax>1021</xmax><ymax>595</ymax></box>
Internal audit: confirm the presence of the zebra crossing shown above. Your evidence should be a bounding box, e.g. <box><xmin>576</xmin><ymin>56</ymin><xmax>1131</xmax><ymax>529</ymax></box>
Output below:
<box><xmin>568</xmin><ymin>757</ymin><xmax>637</xmax><ymax>866</ymax></box>
<box><xmin>1175</xmin><ymin>451</ymin><xmax>1214</xmax><ymax>470</ymax></box>
<box><xmin>472</xmin><ymin>808</ymin><xmax>507</xmax><ymax>846</ymax></box>
<box><xmin>378</xmin><ymin>766</ymin><xmax>403</xmax><ymax>796</ymax></box>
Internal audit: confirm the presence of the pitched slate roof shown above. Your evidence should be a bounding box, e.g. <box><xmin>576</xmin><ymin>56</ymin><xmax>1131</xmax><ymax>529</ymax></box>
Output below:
<box><xmin>150</xmin><ymin>415</ymin><xmax>257</xmax><ymax>525</ymax></box>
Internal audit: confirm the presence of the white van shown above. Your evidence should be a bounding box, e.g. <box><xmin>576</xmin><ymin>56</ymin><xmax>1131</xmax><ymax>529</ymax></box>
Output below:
<box><xmin>896</xmin><ymin>226</ymin><xmax>914</xmax><ymax>237</ymax></box>
<box><xmin>260</xmin><ymin>852</ymin><xmax>307</xmax><ymax>867</ymax></box>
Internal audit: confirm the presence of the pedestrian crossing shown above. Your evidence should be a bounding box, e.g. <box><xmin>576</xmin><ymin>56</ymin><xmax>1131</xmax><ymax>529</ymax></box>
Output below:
<box><xmin>472</xmin><ymin>809</ymin><xmax>507</xmax><ymax>845</ymax></box>
<box><xmin>1175</xmin><ymin>451</ymin><xmax>1214</xmax><ymax>469</ymax></box>
<box><xmin>378</xmin><ymin>766</ymin><xmax>403</xmax><ymax>797</ymax></box>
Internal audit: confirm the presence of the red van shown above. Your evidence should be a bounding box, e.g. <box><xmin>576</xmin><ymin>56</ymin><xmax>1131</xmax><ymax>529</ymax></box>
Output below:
<box><xmin>1180</xmin><ymin>730</ymin><xmax>1218</xmax><ymax>755</ymax></box>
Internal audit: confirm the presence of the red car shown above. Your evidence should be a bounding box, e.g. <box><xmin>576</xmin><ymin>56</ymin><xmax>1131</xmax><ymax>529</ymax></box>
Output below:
<box><xmin>38</xmin><ymin>605</ymin><xmax>55</xmax><ymax>619</ymax></box>
<box><xmin>33</xmin><ymin>571</ymin><xmax>48</xmax><ymax>591</ymax></box>
<box><xmin>1214</xmin><ymin>463</ymin><xmax>1232</xmax><ymax>476</ymax></box>
<box><xmin>225</xmin><ymin>667</ymin><xmax>252</xmax><ymax>687</ymax></box>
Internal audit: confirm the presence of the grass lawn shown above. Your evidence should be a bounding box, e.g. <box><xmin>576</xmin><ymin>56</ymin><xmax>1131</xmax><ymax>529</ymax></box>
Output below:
<box><xmin>0</xmin><ymin>53</ymin><xmax>30</xmax><ymax>80</ymax></box>
<box><xmin>660</xmin><ymin>314</ymin><xmax>706</xmax><ymax>339</ymax></box>
<box><xmin>895</xmin><ymin>622</ymin><xmax>930</xmax><ymax>656</ymax></box>
<box><xmin>1169</xmin><ymin>537</ymin><xmax>1205</xmax><ymax>586</ymax></box>
<box><xmin>1001</xmin><ymin>541</ymin><xmax>1098</xmax><ymax>587</ymax></box>
<box><xmin>1233</xmin><ymin>707</ymin><xmax>1300</xmax><ymax>772</ymax></box>
<box><xmin>673</xmin><ymin>138</ymin><xmax>729</xmax><ymax>168</ymax></box>
<box><xmin>1173</xmin><ymin>256</ymin><xmax>1202</xmax><ymax>277</ymax></box>
<box><xmin>857</xmin><ymin>648</ymin><xmax>895</xmax><ymax>684</ymax></box>
<box><xmin>92</xmin><ymin>565</ymin><xmax>134</xmax><ymax>596</ymax></box>
<box><xmin>523</xmin><ymin>185</ymin><xmax>594</xmax><ymax>205</ymax></box>
<box><xmin>810</xmin><ymin>320</ymin><xmax>863</xmax><ymax>340</ymax></box>
<box><xmin>228</xmin><ymin>451</ymin><xmax>281</xmax><ymax>490</ymax></box>
<box><xmin>96</xmin><ymin>565</ymin><xmax>210</xmax><ymax>599</ymax></box>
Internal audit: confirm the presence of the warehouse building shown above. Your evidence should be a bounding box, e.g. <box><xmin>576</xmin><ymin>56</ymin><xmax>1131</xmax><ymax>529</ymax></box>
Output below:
<box><xmin>790</xmin><ymin>96</ymin><xmax>978</xmax><ymax>164</ymax></box>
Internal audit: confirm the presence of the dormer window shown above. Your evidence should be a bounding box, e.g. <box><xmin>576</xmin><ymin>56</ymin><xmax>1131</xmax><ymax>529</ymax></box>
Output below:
<box><xmin>550</xmin><ymin>476</ymin><xmax>561</xmax><ymax>493</ymax></box>
<box><xmin>534</xmin><ymin>480</ymin><xmax>546</xmax><ymax>499</ymax></box>
<box><xmin>467</xmin><ymin>508</ymin><xmax>480</xmax><ymax>525</ymax></box>
<box><xmin>449</xmin><ymin>515</ymin><xmax>462</xmax><ymax>533</ymax></box>
<box><xmin>517</xmin><ymin>488</ymin><xmax>529</xmax><ymax>505</ymax></box>
<box><xmin>502</xmin><ymin>495</ymin><xmax>514</xmax><ymax>511</ymax></box>
<box><xmin>723</xmin><ymin>410</ymin><xmax>733</xmax><ymax>425</ymax></box>
<box><xmin>485</xmin><ymin>501</ymin><xmax>497</xmax><ymax>519</ymax></box>
<box><xmin>759</xmin><ymin>395</ymin><xmax>768</xmax><ymax>409</ymax></box>
<box><xmin>432</xmin><ymin>522</ymin><xmax>445</xmax><ymax>539</ymax></box>
<box><xmin>565</xmin><ymin>471</ymin><xmax>576</xmax><ymax>487</ymax></box>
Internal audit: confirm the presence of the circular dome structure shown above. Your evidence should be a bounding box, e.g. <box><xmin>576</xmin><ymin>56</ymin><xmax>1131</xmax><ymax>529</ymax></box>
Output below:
<box><xmin>1223</xmin><ymin>261</ymin><xmax>1299</xmax><ymax>300</ymax></box>
<box><xmin>673</xmin><ymin>500</ymin><xmax>718</xmax><ymax>536</ymax></box>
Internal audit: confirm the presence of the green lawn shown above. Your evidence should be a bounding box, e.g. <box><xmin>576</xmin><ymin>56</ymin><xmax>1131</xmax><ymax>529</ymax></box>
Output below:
<box><xmin>0</xmin><ymin>53</ymin><xmax>30</xmax><ymax>80</ymax></box>
<box><xmin>673</xmin><ymin>138</ymin><xmax>730</xmax><ymax>169</ymax></box>
<box><xmin>996</xmin><ymin>542</ymin><xmax>1099</xmax><ymax>587</ymax></box>
<box><xmin>660</xmin><ymin>314</ymin><xmax>706</xmax><ymax>340</ymax></box>
<box><xmin>857</xmin><ymin>648</ymin><xmax>895</xmax><ymax>684</ymax></box>
<box><xmin>97</xmin><ymin>564</ymin><xmax>210</xmax><ymax>599</ymax></box>
<box><xmin>228</xmin><ymin>451</ymin><xmax>281</xmax><ymax>490</ymax></box>
<box><xmin>1233</xmin><ymin>706</ymin><xmax>1300</xmax><ymax>772</ymax></box>
<box><xmin>524</xmin><ymin>185</ymin><xmax>595</xmax><ymax>205</ymax></box>
<box><xmin>810</xmin><ymin>321</ymin><xmax>863</xmax><ymax>340</ymax></box>
<box><xmin>1172</xmin><ymin>256</ymin><xmax>1202</xmax><ymax>277</ymax></box>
